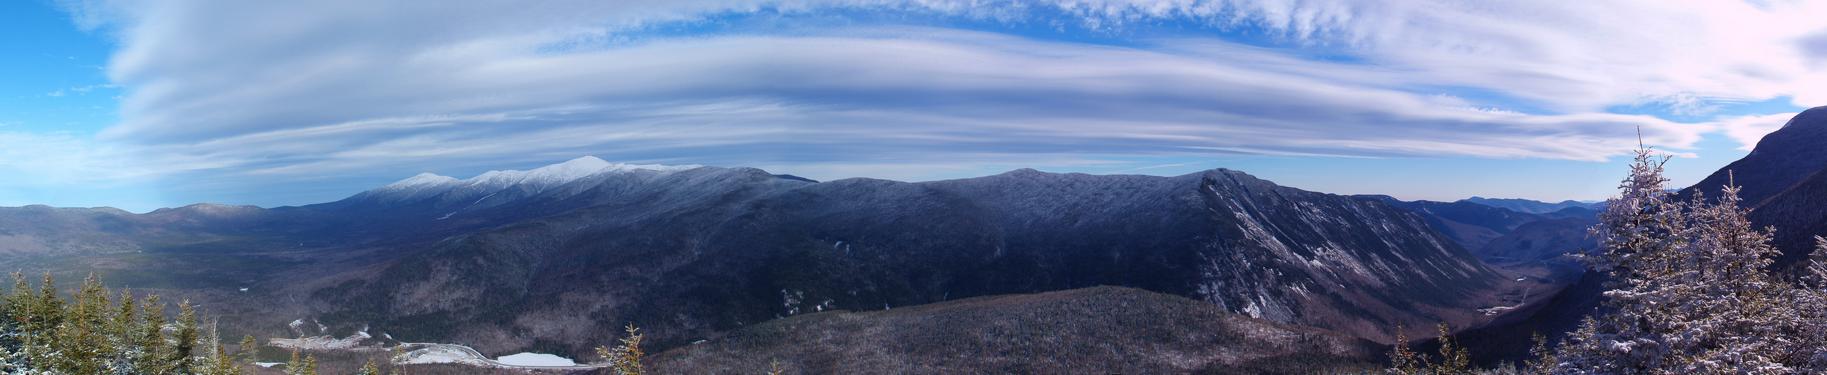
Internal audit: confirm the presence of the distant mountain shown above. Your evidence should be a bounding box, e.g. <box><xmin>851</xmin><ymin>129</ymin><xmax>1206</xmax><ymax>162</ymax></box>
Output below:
<box><xmin>1460</xmin><ymin>197</ymin><xmax>1603</xmax><ymax>215</ymax></box>
<box><xmin>649</xmin><ymin>286</ymin><xmax>1380</xmax><ymax>374</ymax></box>
<box><xmin>1476</xmin><ymin>217</ymin><xmax>1597</xmax><ymax>268</ymax></box>
<box><xmin>1358</xmin><ymin>196</ymin><xmax>1596</xmax><ymax>271</ymax></box>
<box><xmin>0</xmin><ymin>160</ymin><xmax>1513</xmax><ymax>360</ymax></box>
<box><xmin>1355</xmin><ymin>196</ymin><xmax>1542</xmax><ymax>252</ymax></box>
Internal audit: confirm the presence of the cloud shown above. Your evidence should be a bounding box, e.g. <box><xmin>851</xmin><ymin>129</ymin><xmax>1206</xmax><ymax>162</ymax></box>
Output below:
<box><xmin>29</xmin><ymin>0</ymin><xmax>1826</xmax><ymax>206</ymax></box>
<box><xmin>1803</xmin><ymin>30</ymin><xmax>1827</xmax><ymax>65</ymax></box>
<box><xmin>91</xmin><ymin>32</ymin><xmax>1711</xmax><ymax>171</ymax></box>
<box><xmin>0</xmin><ymin>132</ymin><xmax>209</xmax><ymax>186</ymax></box>
<box><xmin>44</xmin><ymin>84</ymin><xmax>115</xmax><ymax>98</ymax></box>
<box><xmin>1715</xmin><ymin>112</ymin><xmax>1802</xmax><ymax>151</ymax></box>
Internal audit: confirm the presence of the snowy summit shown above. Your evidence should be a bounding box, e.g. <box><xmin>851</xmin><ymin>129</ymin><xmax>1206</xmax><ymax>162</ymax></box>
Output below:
<box><xmin>377</xmin><ymin>156</ymin><xmax>698</xmax><ymax>193</ymax></box>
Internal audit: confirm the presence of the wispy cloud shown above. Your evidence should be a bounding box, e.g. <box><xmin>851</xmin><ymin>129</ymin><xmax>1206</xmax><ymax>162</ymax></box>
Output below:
<box><xmin>43</xmin><ymin>83</ymin><xmax>115</xmax><ymax>98</ymax></box>
<box><xmin>1715</xmin><ymin>112</ymin><xmax>1803</xmax><ymax>151</ymax></box>
<box><xmin>20</xmin><ymin>0</ymin><xmax>1825</xmax><ymax>207</ymax></box>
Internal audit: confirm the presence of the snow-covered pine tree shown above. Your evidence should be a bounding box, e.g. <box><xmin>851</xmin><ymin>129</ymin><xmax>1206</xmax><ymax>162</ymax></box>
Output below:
<box><xmin>1556</xmin><ymin>146</ymin><xmax>1686</xmax><ymax>373</ymax></box>
<box><xmin>132</xmin><ymin>294</ymin><xmax>168</xmax><ymax>373</ymax></box>
<box><xmin>168</xmin><ymin>300</ymin><xmax>200</xmax><ymax>373</ymax></box>
<box><xmin>1387</xmin><ymin>325</ymin><xmax>1423</xmax><ymax>375</ymax></box>
<box><xmin>0</xmin><ymin>274</ymin><xmax>255</xmax><ymax>374</ymax></box>
<box><xmin>1556</xmin><ymin>145</ymin><xmax>1827</xmax><ymax>373</ymax></box>
<box><xmin>1788</xmin><ymin>237</ymin><xmax>1827</xmax><ymax>368</ymax></box>
<box><xmin>597</xmin><ymin>323</ymin><xmax>647</xmax><ymax>375</ymax></box>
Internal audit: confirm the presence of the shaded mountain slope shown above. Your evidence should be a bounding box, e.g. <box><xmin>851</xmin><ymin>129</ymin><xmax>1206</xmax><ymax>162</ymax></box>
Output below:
<box><xmin>647</xmin><ymin>286</ymin><xmax>1380</xmax><ymax>375</ymax></box>
<box><xmin>308</xmin><ymin>166</ymin><xmax>1506</xmax><ymax>357</ymax></box>
<box><xmin>1685</xmin><ymin>106</ymin><xmax>1827</xmax><ymax>208</ymax></box>
<box><xmin>1476</xmin><ymin>216</ymin><xmax>1598</xmax><ymax>267</ymax></box>
<box><xmin>1745</xmin><ymin>167</ymin><xmax>1827</xmax><ymax>265</ymax></box>
<box><xmin>1355</xmin><ymin>196</ymin><xmax>1543</xmax><ymax>251</ymax></box>
<box><xmin>0</xmin><ymin>160</ymin><xmax>1512</xmax><ymax>361</ymax></box>
<box><xmin>1680</xmin><ymin>106</ymin><xmax>1827</xmax><ymax>265</ymax></box>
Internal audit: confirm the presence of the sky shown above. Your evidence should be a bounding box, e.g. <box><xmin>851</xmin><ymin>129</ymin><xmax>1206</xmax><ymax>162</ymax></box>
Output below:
<box><xmin>2</xmin><ymin>0</ymin><xmax>1824</xmax><ymax>212</ymax></box>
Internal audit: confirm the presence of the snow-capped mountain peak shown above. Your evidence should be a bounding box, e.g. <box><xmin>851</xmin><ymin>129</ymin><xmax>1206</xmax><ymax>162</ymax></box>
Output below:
<box><xmin>513</xmin><ymin>156</ymin><xmax>616</xmax><ymax>186</ymax></box>
<box><xmin>462</xmin><ymin>156</ymin><xmax>698</xmax><ymax>189</ymax></box>
<box><xmin>382</xmin><ymin>173</ymin><xmax>460</xmax><ymax>190</ymax></box>
<box><xmin>359</xmin><ymin>157</ymin><xmax>702</xmax><ymax>204</ymax></box>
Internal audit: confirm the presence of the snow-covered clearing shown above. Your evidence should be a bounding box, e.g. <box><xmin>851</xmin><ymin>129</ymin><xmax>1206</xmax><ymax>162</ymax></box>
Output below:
<box><xmin>269</xmin><ymin>329</ymin><xmax>378</xmax><ymax>351</ymax></box>
<box><xmin>394</xmin><ymin>343</ymin><xmax>603</xmax><ymax>370</ymax></box>
<box><xmin>495</xmin><ymin>352</ymin><xmax>578</xmax><ymax>367</ymax></box>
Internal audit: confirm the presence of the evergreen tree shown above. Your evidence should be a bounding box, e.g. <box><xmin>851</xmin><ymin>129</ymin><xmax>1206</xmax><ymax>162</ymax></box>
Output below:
<box><xmin>57</xmin><ymin>273</ymin><xmax>114</xmax><ymax>374</ymax></box>
<box><xmin>285</xmin><ymin>350</ymin><xmax>304</xmax><ymax>375</ymax></box>
<box><xmin>237</xmin><ymin>335</ymin><xmax>258</xmax><ymax>365</ymax></box>
<box><xmin>34</xmin><ymin>273</ymin><xmax>63</xmax><ymax>332</ymax></box>
<box><xmin>767</xmin><ymin>359</ymin><xmax>786</xmax><ymax>375</ymax></box>
<box><xmin>596</xmin><ymin>323</ymin><xmax>646</xmax><ymax>375</ymax></box>
<box><xmin>169</xmin><ymin>300</ymin><xmax>200</xmax><ymax>373</ymax></box>
<box><xmin>1431</xmin><ymin>323</ymin><xmax>1471</xmax><ymax>375</ymax></box>
<box><xmin>302</xmin><ymin>354</ymin><xmax>319</xmax><ymax>375</ymax></box>
<box><xmin>357</xmin><ymin>358</ymin><xmax>381</xmax><ymax>375</ymax></box>
<box><xmin>1386</xmin><ymin>325</ymin><xmax>1422</xmax><ymax>375</ymax></box>
<box><xmin>133</xmin><ymin>295</ymin><xmax>169</xmax><ymax>374</ymax></box>
<box><xmin>0</xmin><ymin>273</ymin><xmax>249</xmax><ymax>374</ymax></box>
<box><xmin>194</xmin><ymin>344</ymin><xmax>239</xmax><ymax>375</ymax></box>
<box><xmin>1555</xmin><ymin>146</ymin><xmax>1827</xmax><ymax>373</ymax></box>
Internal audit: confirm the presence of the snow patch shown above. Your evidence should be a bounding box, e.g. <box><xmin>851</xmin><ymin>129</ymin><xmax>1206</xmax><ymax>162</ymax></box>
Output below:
<box><xmin>394</xmin><ymin>343</ymin><xmax>602</xmax><ymax>369</ymax></box>
<box><xmin>459</xmin><ymin>157</ymin><xmax>696</xmax><ymax>191</ymax></box>
<box><xmin>367</xmin><ymin>156</ymin><xmax>699</xmax><ymax>202</ymax></box>
<box><xmin>381</xmin><ymin>173</ymin><xmax>459</xmax><ymax>190</ymax></box>
<box><xmin>398</xmin><ymin>345</ymin><xmax>482</xmax><ymax>366</ymax></box>
<box><xmin>496</xmin><ymin>352</ymin><xmax>577</xmax><ymax>367</ymax></box>
<box><xmin>270</xmin><ymin>331</ymin><xmax>379</xmax><ymax>351</ymax></box>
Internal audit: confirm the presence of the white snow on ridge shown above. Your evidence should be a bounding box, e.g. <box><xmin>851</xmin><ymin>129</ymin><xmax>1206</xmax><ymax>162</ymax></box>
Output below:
<box><xmin>496</xmin><ymin>352</ymin><xmax>578</xmax><ymax>367</ymax></box>
<box><xmin>381</xmin><ymin>172</ymin><xmax>460</xmax><ymax>190</ymax></box>
<box><xmin>375</xmin><ymin>156</ymin><xmax>700</xmax><ymax>194</ymax></box>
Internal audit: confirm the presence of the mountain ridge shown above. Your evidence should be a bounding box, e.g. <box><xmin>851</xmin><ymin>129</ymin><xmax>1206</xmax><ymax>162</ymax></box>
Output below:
<box><xmin>0</xmin><ymin>158</ymin><xmax>1518</xmax><ymax>360</ymax></box>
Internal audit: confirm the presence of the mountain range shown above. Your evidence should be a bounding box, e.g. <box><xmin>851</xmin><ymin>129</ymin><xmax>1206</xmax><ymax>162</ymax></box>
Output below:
<box><xmin>1457</xmin><ymin>197</ymin><xmax>1603</xmax><ymax>215</ymax></box>
<box><xmin>2</xmin><ymin>107</ymin><xmax>1822</xmax><ymax>371</ymax></box>
<box><xmin>0</xmin><ymin>156</ymin><xmax>1518</xmax><ymax>362</ymax></box>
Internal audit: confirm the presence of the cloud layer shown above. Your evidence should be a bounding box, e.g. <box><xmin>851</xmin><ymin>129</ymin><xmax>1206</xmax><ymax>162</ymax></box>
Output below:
<box><xmin>26</xmin><ymin>0</ymin><xmax>1827</xmax><ymax>207</ymax></box>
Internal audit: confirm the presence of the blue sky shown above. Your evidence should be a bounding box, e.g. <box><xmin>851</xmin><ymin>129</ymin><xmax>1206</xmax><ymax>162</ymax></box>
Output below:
<box><xmin>3</xmin><ymin>0</ymin><xmax>1824</xmax><ymax>212</ymax></box>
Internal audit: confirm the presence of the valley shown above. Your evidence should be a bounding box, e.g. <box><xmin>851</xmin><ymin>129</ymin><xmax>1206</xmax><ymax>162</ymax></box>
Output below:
<box><xmin>4</xmin><ymin>103</ymin><xmax>1826</xmax><ymax>372</ymax></box>
<box><xmin>6</xmin><ymin>1</ymin><xmax>1824</xmax><ymax>372</ymax></box>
